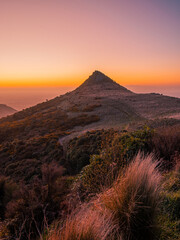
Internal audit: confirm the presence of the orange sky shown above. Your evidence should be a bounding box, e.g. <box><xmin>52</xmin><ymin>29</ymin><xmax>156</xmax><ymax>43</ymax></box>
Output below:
<box><xmin>0</xmin><ymin>0</ymin><xmax>180</xmax><ymax>87</ymax></box>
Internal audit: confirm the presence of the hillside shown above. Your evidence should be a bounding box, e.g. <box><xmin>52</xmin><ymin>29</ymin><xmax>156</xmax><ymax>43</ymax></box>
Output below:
<box><xmin>0</xmin><ymin>125</ymin><xmax>179</xmax><ymax>240</ymax></box>
<box><xmin>0</xmin><ymin>72</ymin><xmax>180</xmax><ymax>239</ymax></box>
<box><xmin>0</xmin><ymin>104</ymin><xmax>16</xmax><ymax>118</ymax></box>
<box><xmin>0</xmin><ymin>71</ymin><xmax>179</xmax><ymax>143</ymax></box>
<box><xmin>0</xmin><ymin>70</ymin><xmax>179</xmax><ymax>182</ymax></box>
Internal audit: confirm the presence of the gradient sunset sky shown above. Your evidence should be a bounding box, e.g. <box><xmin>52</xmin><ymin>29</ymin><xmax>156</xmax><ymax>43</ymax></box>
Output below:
<box><xmin>0</xmin><ymin>0</ymin><xmax>180</xmax><ymax>87</ymax></box>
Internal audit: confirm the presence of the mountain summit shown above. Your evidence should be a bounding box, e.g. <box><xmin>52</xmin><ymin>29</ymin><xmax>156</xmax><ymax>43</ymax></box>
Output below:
<box><xmin>75</xmin><ymin>70</ymin><xmax>132</xmax><ymax>95</ymax></box>
<box><xmin>81</xmin><ymin>70</ymin><xmax>116</xmax><ymax>86</ymax></box>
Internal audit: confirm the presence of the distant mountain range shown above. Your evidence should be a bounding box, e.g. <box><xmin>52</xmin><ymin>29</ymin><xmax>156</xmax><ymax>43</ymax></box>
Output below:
<box><xmin>0</xmin><ymin>71</ymin><xmax>180</xmax><ymax>142</ymax></box>
<box><xmin>0</xmin><ymin>104</ymin><xmax>16</xmax><ymax>118</ymax></box>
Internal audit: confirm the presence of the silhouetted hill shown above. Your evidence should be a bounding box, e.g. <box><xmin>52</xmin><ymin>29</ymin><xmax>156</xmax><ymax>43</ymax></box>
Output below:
<box><xmin>0</xmin><ymin>104</ymin><xmax>17</xmax><ymax>118</ymax></box>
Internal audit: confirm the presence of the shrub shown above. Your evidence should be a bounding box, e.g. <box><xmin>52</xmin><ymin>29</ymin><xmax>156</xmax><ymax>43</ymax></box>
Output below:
<box><xmin>0</xmin><ymin>176</ymin><xmax>17</xmax><ymax>220</ymax></box>
<box><xmin>149</xmin><ymin>125</ymin><xmax>180</xmax><ymax>170</ymax></box>
<box><xmin>101</xmin><ymin>127</ymin><xmax>153</xmax><ymax>168</ymax></box>
<box><xmin>0</xmin><ymin>134</ymin><xmax>64</xmax><ymax>183</ymax></box>
<box><xmin>66</xmin><ymin>131</ymin><xmax>102</xmax><ymax>174</ymax></box>
<box><xmin>5</xmin><ymin>163</ymin><xmax>69</xmax><ymax>240</ymax></box>
<box><xmin>0</xmin><ymin>177</ymin><xmax>6</xmax><ymax>220</ymax></box>
<box><xmin>72</xmin><ymin>128</ymin><xmax>154</xmax><ymax>200</ymax></box>
<box><xmin>82</xmin><ymin>104</ymin><xmax>101</xmax><ymax>112</ymax></box>
<box><xmin>74</xmin><ymin>155</ymin><xmax>113</xmax><ymax>199</ymax></box>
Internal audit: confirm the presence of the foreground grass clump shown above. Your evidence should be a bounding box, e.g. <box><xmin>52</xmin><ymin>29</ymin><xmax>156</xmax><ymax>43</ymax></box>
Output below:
<box><xmin>99</xmin><ymin>153</ymin><xmax>161</xmax><ymax>240</ymax></box>
<box><xmin>48</xmin><ymin>154</ymin><xmax>161</xmax><ymax>240</ymax></box>
<box><xmin>48</xmin><ymin>209</ymin><xmax>114</xmax><ymax>240</ymax></box>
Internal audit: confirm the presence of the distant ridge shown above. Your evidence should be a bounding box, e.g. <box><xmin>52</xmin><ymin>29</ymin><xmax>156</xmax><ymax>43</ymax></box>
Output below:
<box><xmin>75</xmin><ymin>70</ymin><xmax>133</xmax><ymax>95</ymax></box>
<box><xmin>0</xmin><ymin>104</ymin><xmax>17</xmax><ymax>118</ymax></box>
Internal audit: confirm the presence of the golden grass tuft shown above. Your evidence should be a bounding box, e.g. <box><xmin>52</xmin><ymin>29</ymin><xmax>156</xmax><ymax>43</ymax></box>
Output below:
<box><xmin>48</xmin><ymin>153</ymin><xmax>161</xmax><ymax>240</ymax></box>
<box><xmin>99</xmin><ymin>153</ymin><xmax>161</xmax><ymax>240</ymax></box>
<box><xmin>48</xmin><ymin>207</ymin><xmax>115</xmax><ymax>240</ymax></box>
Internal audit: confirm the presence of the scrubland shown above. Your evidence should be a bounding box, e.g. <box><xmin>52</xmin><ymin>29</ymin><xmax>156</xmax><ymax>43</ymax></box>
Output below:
<box><xmin>0</xmin><ymin>124</ymin><xmax>179</xmax><ymax>240</ymax></box>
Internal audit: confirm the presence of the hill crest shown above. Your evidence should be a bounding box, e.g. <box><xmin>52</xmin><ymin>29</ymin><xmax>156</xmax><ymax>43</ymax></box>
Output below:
<box><xmin>75</xmin><ymin>70</ymin><xmax>133</xmax><ymax>95</ymax></box>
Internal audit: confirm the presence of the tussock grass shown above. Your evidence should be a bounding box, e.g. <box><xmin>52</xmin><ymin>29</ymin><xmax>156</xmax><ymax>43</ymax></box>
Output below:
<box><xmin>48</xmin><ymin>207</ymin><xmax>114</xmax><ymax>240</ymax></box>
<box><xmin>48</xmin><ymin>153</ymin><xmax>161</xmax><ymax>240</ymax></box>
<box><xmin>99</xmin><ymin>153</ymin><xmax>161</xmax><ymax>240</ymax></box>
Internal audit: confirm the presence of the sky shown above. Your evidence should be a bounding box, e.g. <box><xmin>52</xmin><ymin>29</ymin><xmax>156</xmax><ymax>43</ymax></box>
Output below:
<box><xmin>0</xmin><ymin>0</ymin><xmax>180</xmax><ymax>87</ymax></box>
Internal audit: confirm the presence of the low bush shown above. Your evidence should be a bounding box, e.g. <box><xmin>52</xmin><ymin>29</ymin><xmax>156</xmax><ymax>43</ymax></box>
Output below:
<box><xmin>5</xmin><ymin>163</ymin><xmax>70</xmax><ymax>240</ymax></box>
<box><xmin>74</xmin><ymin>155</ymin><xmax>113</xmax><ymax>200</ymax></box>
<box><xmin>0</xmin><ymin>176</ymin><xmax>17</xmax><ymax>220</ymax></box>
<box><xmin>149</xmin><ymin>125</ymin><xmax>180</xmax><ymax>170</ymax></box>
<box><xmin>0</xmin><ymin>134</ymin><xmax>64</xmax><ymax>183</ymax></box>
<box><xmin>72</xmin><ymin>128</ymin><xmax>154</xmax><ymax>200</ymax></box>
<box><xmin>101</xmin><ymin>127</ymin><xmax>153</xmax><ymax>168</ymax></box>
<box><xmin>66</xmin><ymin>130</ymin><xmax>103</xmax><ymax>174</ymax></box>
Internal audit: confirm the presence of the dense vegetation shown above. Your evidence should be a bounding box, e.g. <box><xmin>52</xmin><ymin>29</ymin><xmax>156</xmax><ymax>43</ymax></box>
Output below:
<box><xmin>0</xmin><ymin>99</ymin><xmax>100</xmax><ymax>183</ymax></box>
<box><xmin>0</xmin><ymin>122</ymin><xmax>179</xmax><ymax>239</ymax></box>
